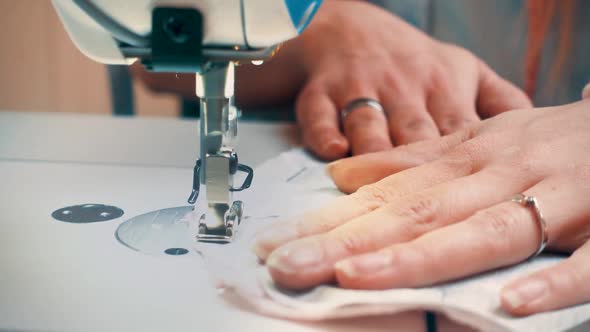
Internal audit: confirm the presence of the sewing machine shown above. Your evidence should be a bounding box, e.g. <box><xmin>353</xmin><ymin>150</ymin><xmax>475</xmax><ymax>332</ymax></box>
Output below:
<box><xmin>51</xmin><ymin>0</ymin><xmax>321</xmax><ymax>243</ymax></box>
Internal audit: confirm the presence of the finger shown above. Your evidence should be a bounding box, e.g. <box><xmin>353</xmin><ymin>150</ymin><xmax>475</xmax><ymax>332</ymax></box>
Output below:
<box><xmin>296</xmin><ymin>84</ymin><xmax>349</xmax><ymax>161</ymax></box>
<box><xmin>254</xmin><ymin>128</ymin><xmax>487</xmax><ymax>261</ymax></box>
<box><xmin>477</xmin><ymin>61</ymin><xmax>532</xmax><ymax>118</ymax></box>
<box><xmin>327</xmin><ymin>128</ymin><xmax>477</xmax><ymax>193</ymax></box>
<box><xmin>380</xmin><ymin>91</ymin><xmax>440</xmax><ymax>145</ymax></box>
<box><xmin>333</xmin><ymin>78</ymin><xmax>392</xmax><ymax>155</ymax></box>
<box><xmin>342</xmin><ymin>101</ymin><xmax>393</xmax><ymax>155</ymax></box>
<box><xmin>582</xmin><ymin>82</ymin><xmax>590</xmax><ymax>100</ymax></box>
<box><xmin>427</xmin><ymin>86</ymin><xmax>480</xmax><ymax>136</ymax></box>
<box><xmin>333</xmin><ymin>175</ymin><xmax>584</xmax><ymax>290</ymax></box>
<box><xmin>501</xmin><ymin>241</ymin><xmax>590</xmax><ymax>316</ymax></box>
<box><xmin>266</xmin><ymin>162</ymin><xmax>539</xmax><ymax>289</ymax></box>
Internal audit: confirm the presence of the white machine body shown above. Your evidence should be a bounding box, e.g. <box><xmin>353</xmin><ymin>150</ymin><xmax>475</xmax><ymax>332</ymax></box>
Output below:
<box><xmin>52</xmin><ymin>0</ymin><xmax>318</xmax><ymax>64</ymax></box>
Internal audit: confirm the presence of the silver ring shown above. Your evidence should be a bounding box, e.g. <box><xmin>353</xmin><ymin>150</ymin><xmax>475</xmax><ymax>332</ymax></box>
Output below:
<box><xmin>511</xmin><ymin>194</ymin><xmax>548</xmax><ymax>259</ymax></box>
<box><xmin>341</xmin><ymin>98</ymin><xmax>385</xmax><ymax>121</ymax></box>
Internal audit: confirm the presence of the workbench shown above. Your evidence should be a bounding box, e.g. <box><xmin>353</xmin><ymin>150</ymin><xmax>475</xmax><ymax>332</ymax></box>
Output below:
<box><xmin>0</xmin><ymin>111</ymin><xmax>470</xmax><ymax>332</ymax></box>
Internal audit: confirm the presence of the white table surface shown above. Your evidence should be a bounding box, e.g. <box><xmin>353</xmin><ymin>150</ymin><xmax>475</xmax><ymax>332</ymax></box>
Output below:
<box><xmin>0</xmin><ymin>111</ymin><xmax>442</xmax><ymax>332</ymax></box>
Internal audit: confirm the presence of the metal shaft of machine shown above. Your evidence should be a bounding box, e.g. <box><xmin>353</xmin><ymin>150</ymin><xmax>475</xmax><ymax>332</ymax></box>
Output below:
<box><xmin>196</xmin><ymin>62</ymin><xmax>239</xmax><ymax>237</ymax></box>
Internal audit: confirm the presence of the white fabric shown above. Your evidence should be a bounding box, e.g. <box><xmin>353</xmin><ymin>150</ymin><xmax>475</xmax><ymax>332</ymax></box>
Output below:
<box><xmin>189</xmin><ymin>149</ymin><xmax>590</xmax><ymax>332</ymax></box>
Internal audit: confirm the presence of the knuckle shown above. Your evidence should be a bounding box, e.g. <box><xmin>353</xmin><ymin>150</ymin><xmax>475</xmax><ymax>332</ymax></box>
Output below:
<box><xmin>296</xmin><ymin>81</ymin><xmax>327</xmax><ymax>108</ymax></box>
<box><xmin>388</xmin><ymin>114</ymin><xmax>435</xmax><ymax>143</ymax></box>
<box><xmin>461</xmin><ymin>125</ymin><xmax>480</xmax><ymax>141</ymax></box>
<box><xmin>381</xmin><ymin>71</ymin><xmax>408</xmax><ymax>95</ymax></box>
<box><xmin>307</xmin><ymin>123</ymin><xmax>335</xmax><ymax>140</ymax></box>
<box><xmin>438</xmin><ymin>153</ymin><xmax>476</xmax><ymax>175</ymax></box>
<box><xmin>442</xmin><ymin>42</ymin><xmax>472</xmax><ymax>56</ymax></box>
<box><xmin>480</xmin><ymin>208</ymin><xmax>517</xmax><ymax>236</ymax></box>
<box><xmin>443</xmin><ymin>138</ymin><xmax>486</xmax><ymax>170</ymax></box>
<box><xmin>447</xmin><ymin>141</ymin><xmax>477</xmax><ymax>160</ymax></box>
<box><xmin>299</xmin><ymin>81</ymin><xmax>324</xmax><ymax>99</ymax></box>
<box><xmin>333</xmin><ymin>232</ymin><xmax>373</xmax><ymax>256</ymax></box>
<box><xmin>474</xmin><ymin>206</ymin><xmax>520</xmax><ymax>253</ymax></box>
<box><xmin>442</xmin><ymin>44</ymin><xmax>479</xmax><ymax>68</ymax></box>
<box><xmin>343</xmin><ymin>76</ymin><xmax>370</xmax><ymax>96</ymax></box>
<box><xmin>485</xmin><ymin>209</ymin><xmax>514</xmax><ymax>236</ymax></box>
<box><xmin>436</xmin><ymin>156</ymin><xmax>475</xmax><ymax>176</ymax></box>
<box><xmin>354</xmin><ymin>184</ymin><xmax>394</xmax><ymax>210</ymax></box>
<box><xmin>434</xmin><ymin>126</ymin><xmax>478</xmax><ymax>153</ymax></box>
<box><xmin>385</xmin><ymin>102</ymin><xmax>421</xmax><ymax>117</ymax></box>
<box><xmin>438</xmin><ymin>115</ymin><xmax>476</xmax><ymax>135</ymax></box>
<box><xmin>427</xmin><ymin>64</ymin><xmax>452</xmax><ymax>93</ymax></box>
<box><xmin>381</xmin><ymin>71</ymin><xmax>400</xmax><ymax>88</ymax></box>
<box><xmin>401</xmin><ymin>117</ymin><xmax>430</xmax><ymax>132</ymax></box>
<box><xmin>387</xmin><ymin>193</ymin><xmax>441</xmax><ymax>228</ymax></box>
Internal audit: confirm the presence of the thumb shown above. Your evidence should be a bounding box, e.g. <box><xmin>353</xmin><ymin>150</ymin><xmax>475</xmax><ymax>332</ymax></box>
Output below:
<box><xmin>477</xmin><ymin>61</ymin><xmax>533</xmax><ymax>118</ymax></box>
<box><xmin>501</xmin><ymin>241</ymin><xmax>590</xmax><ymax>316</ymax></box>
<box><xmin>326</xmin><ymin>129</ymin><xmax>474</xmax><ymax>193</ymax></box>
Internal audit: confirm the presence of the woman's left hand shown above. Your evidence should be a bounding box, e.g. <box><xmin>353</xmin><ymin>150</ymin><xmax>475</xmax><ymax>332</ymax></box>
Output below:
<box><xmin>253</xmin><ymin>98</ymin><xmax>590</xmax><ymax>316</ymax></box>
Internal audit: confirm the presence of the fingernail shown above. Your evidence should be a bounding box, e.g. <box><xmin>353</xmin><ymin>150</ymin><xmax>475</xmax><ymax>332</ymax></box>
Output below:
<box><xmin>266</xmin><ymin>240</ymin><xmax>323</xmax><ymax>274</ymax></box>
<box><xmin>502</xmin><ymin>278</ymin><xmax>547</xmax><ymax>310</ymax></box>
<box><xmin>252</xmin><ymin>223</ymin><xmax>298</xmax><ymax>260</ymax></box>
<box><xmin>335</xmin><ymin>252</ymin><xmax>393</xmax><ymax>279</ymax></box>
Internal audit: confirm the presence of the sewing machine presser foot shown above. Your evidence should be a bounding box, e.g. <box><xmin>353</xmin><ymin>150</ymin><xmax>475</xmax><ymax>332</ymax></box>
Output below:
<box><xmin>187</xmin><ymin>156</ymin><xmax>253</xmax><ymax>243</ymax></box>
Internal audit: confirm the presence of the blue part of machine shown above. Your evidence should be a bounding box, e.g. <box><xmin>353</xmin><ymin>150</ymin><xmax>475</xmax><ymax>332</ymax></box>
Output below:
<box><xmin>284</xmin><ymin>0</ymin><xmax>323</xmax><ymax>32</ymax></box>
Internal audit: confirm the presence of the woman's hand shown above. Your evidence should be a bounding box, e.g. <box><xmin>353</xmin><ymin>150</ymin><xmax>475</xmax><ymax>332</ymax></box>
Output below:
<box><xmin>253</xmin><ymin>98</ymin><xmax>590</xmax><ymax>316</ymax></box>
<box><xmin>240</xmin><ymin>0</ymin><xmax>531</xmax><ymax>160</ymax></box>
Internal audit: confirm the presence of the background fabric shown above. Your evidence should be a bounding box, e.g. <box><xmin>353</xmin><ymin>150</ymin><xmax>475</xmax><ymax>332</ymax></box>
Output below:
<box><xmin>368</xmin><ymin>0</ymin><xmax>590</xmax><ymax>106</ymax></box>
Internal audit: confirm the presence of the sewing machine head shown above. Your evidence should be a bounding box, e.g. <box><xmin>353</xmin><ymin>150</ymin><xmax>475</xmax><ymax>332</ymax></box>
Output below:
<box><xmin>52</xmin><ymin>0</ymin><xmax>321</xmax><ymax>64</ymax></box>
<box><xmin>52</xmin><ymin>0</ymin><xmax>322</xmax><ymax>243</ymax></box>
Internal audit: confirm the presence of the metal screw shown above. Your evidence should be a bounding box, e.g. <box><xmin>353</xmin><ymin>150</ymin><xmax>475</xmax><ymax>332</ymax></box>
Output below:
<box><xmin>164</xmin><ymin>16</ymin><xmax>190</xmax><ymax>43</ymax></box>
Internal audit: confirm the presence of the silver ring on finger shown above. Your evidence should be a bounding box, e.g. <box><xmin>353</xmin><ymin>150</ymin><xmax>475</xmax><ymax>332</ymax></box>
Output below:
<box><xmin>341</xmin><ymin>98</ymin><xmax>385</xmax><ymax>122</ymax></box>
<box><xmin>511</xmin><ymin>194</ymin><xmax>549</xmax><ymax>259</ymax></box>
